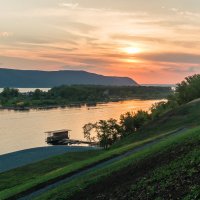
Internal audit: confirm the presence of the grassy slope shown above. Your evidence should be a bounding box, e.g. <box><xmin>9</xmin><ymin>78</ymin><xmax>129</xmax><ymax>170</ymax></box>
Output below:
<box><xmin>36</xmin><ymin>127</ymin><xmax>200</xmax><ymax>200</ymax></box>
<box><xmin>1</xmin><ymin>101</ymin><xmax>200</xmax><ymax>199</ymax></box>
<box><xmin>113</xmin><ymin>100</ymin><xmax>200</xmax><ymax>148</ymax></box>
<box><xmin>0</xmin><ymin>151</ymin><xmax>102</xmax><ymax>191</ymax></box>
<box><xmin>129</xmin><ymin>147</ymin><xmax>200</xmax><ymax>200</ymax></box>
<box><xmin>0</xmin><ymin>131</ymin><xmax>175</xmax><ymax>200</ymax></box>
<box><xmin>34</xmin><ymin>101</ymin><xmax>200</xmax><ymax>200</ymax></box>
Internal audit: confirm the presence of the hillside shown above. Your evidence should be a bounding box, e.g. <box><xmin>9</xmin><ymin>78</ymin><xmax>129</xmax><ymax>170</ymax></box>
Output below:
<box><xmin>112</xmin><ymin>99</ymin><xmax>200</xmax><ymax>148</ymax></box>
<box><xmin>0</xmin><ymin>99</ymin><xmax>199</xmax><ymax>200</ymax></box>
<box><xmin>70</xmin><ymin>128</ymin><xmax>199</xmax><ymax>200</ymax></box>
<box><xmin>0</xmin><ymin>68</ymin><xmax>138</xmax><ymax>87</ymax></box>
<box><xmin>37</xmin><ymin>100</ymin><xmax>200</xmax><ymax>200</ymax></box>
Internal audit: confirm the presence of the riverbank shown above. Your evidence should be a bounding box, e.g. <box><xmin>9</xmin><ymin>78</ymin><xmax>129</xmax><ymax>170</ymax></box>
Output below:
<box><xmin>0</xmin><ymin>85</ymin><xmax>171</xmax><ymax>111</ymax></box>
<box><xmin>0</xmin><ymin>97</ymin><xmax>167</xmax><ymax>111</ymax></box>
<box><xmin>0</xmin><ymin>146</ymin><xmax>99</xmax><ymax>173</ymax></box>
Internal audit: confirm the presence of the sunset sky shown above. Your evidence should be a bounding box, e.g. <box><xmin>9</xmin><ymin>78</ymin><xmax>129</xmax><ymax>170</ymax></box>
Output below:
<box><xmin>0</xmin><ymin>0</ymin><xmax>200</xmax><ymax>84</ymax></box>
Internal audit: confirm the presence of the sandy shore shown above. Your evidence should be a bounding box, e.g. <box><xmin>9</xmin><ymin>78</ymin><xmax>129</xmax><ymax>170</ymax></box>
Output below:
<box><xmin>0</xmin><ymin>146</ymin><xmax>98</xmax><ymax>173</ymax></box>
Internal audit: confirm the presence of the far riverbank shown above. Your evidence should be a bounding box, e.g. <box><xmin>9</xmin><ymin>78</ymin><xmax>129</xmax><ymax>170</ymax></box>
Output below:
<box><xmin>0</xmin><ymin>85</ymin><xmax>171</xmax><ymax>111</ymax></box>
<box><xmin>0</xmin><ymin>96</ymin><xmax>167</xmax><ymax>111</ymax></box>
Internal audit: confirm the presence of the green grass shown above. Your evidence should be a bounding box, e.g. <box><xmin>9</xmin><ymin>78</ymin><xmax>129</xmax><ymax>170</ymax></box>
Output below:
<box><xmin>129</xmin><ymin>147</ymin><xmax>200</xmax><ymax>199</ymax></box>
<box><xmin>34</xmin><ymin>126</ymin><xmax>200</xmax><ymax>200</ymax></box>
<box><xmin>113</xmin><ymin>100</ymin><xmax>200</xmax><ymax>148</ymax></box>
<box><xmin>0</xmin><ymin>150</ymin><xmax>102</xmax><ymax>192</ymax></box>
<box><xmin>0</xmin><ymin>129</ymin><xmax>177</xmax><ymax>200</ymax></box>
<box><xmin>1</xmin><ymin>100</ymin><xmax>200</xmax><ymax>199</ymax></box>
<box><xmin>145</xmin><ymin>100</ymin><xmax>200</xmax><ymax>131</ymax></box>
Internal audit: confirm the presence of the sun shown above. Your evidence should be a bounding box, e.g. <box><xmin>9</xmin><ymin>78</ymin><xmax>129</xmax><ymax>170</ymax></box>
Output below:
<box><xmin>123</xmin><ymin>47</ymin><xmax>141</xmax><ymax>54</ymax></box>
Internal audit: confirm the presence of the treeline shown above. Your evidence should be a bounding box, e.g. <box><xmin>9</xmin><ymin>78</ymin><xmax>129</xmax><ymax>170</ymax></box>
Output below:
<box><xmin>83</xmin><ymin>74</ymin><xmax>200</xmax><ymax>149</ymax></box>
<box><xmin>0</xmin><ymin>85</ymin><xmax>171</xmax><ymax>108</ymax></box>
<box><xmin>83</xmin><ymin>111</ymin><xmax>150</xmax><ymax>149</ymax></box>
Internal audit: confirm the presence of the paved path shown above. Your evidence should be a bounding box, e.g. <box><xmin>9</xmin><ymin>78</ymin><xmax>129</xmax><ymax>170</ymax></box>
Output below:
<box><xmin>0</xmin><ymin>146</ymin><xmax>98</xmax><ymax>173</ymax></box>
<box><xmin>17</xmin><ymin>128</ymin><xmax>188</xmax><ymax>200</ymax></box>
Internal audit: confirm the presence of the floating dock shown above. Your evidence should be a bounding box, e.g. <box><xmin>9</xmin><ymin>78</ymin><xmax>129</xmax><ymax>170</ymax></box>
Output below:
<box><xmin>45</xmin><ymin>129</ymin><xmax>98</xmax><ymax>146</ymax></box>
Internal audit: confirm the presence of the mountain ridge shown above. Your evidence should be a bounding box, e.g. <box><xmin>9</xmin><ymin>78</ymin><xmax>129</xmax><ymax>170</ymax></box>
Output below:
<box><xmin>0</xmin><ymin>68</ymin><xmax>138</xmax><ymax>88</ymax></box>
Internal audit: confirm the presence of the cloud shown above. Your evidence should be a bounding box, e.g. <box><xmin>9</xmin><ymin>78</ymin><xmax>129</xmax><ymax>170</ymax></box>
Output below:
<box><xmin>59</xmin><ymin>3</ymin><xmax>79</xmax><ymax>9</ymax></box>
<box><xmin>0</xmin><ymin>32</ymin><xmax>12</xmax><ymax>37</ymax></box>
<box><xmin>163</xmin><ymin>66</ymin><xmax>200</xmax><ymax>73</ymax></box>
<box><xmin>137</xmin><ymin>53</ymin><xmax>200</xmax><ymax>64</ymax></box>
<box><xmin>170</xmin><ymin>8</ymin><xmax>200</xmax><ymax>18</ymax></box>
<box><xmin>111</xmin><ymin>34</ymin><xmax>200</xmax><ymax>49</ymax></box>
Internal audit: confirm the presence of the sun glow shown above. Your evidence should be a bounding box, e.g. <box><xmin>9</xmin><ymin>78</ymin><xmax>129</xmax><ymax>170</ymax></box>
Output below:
<box><xmin>123</xmin><ymin>47</ymin><xmax>141</xmax><ymax>54</ymax></box>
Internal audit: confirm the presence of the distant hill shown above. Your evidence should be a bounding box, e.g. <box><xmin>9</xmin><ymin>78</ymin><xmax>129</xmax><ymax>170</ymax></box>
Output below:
<box><xmin>0</xmin><ymin>68</ymin><xmax>138</xmax><ymax>88</ymax></box>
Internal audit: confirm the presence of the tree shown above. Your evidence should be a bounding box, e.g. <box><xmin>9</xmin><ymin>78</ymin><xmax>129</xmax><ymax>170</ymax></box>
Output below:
<box><xmin>32</xmin><ymin>89</ymin><xmax>45</xmax><ymax>99</ymax></box>
<box><xmin>83</xmin><ymin>123</ymin><xmax>97</xmax><ymax>143</ymax></box>
<box><xmin>150</xmin><ymin>101</ymin><xmax>168</xmax><ymax>120</ymax></box>
<box><xmin>175</xmin><ymin>74</ymin><xmax>200</xmax><ymax>104</ymax></box>
<box><xmin>83</xmin><ymin>118</ymin><xmax>121</xmax><ymax>149</ymax></box>
<box><xmin>1</xmin><ymin>88</ymin><xmax>19</xmax><ymax>98</ymax></box>
<box><xmin>96</xmin><ymin>119</ymin><xmax>121</xmax><ymax>149</ymax></box>
<box><xmin>133</xmin><ymin>110</ymin><xmax>150</xmax><ymax>130</ymax></box>
<box><xmin>120</xmin><ymin>112</ymin><xmax>136</xmax><ymax>136</ymax></box>
<box><xmin>120</xmin><ymin>111</ymin><xmax>150</xmax><ymax>136</ymax></box>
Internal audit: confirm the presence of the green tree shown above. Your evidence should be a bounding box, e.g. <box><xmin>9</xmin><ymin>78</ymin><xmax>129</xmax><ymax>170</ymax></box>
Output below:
<box><xmin>120</xmin><ymin>111</ymin><xmax>150</xmax><ymax>135</ymax></box>
<box><xmin>83</xmin><ymin>123</ymin><xmax>97</xmax><ymax>143</ymax></box>
<box><xmin>1</xmin><ymin>88</ymin><xmax>19</xmax><ymax>98</ymax></box>
<box><xmin>96</xmin><ymin>119</ymin><xmax>121</xmax><ymax>149</ymax></box>
<box><xmin>133</xmin><ymin>110</ymin><xmax>150</xmax><ymax>130</ymax></box>
<box><xmin>150</xmin><ymin>101</ymin><xmax>168</xmax><ymax>120</ymax></box>
<box><xmin>83</xmin><ymin>119</ymin><xmax>120</xmax><ymax>149</ymax></box>
<box><xmin>120</xmin><ymin>112</ymin><xmax>136</xmax><ymax>136</ymax></box>
<box><xmin>32</xmin><ymin>89</ymin><xmax>45</xmax><ymax>100</ymax></box>
<box><xmin>175</xmin><ymin>74</ymin><xmax>200</xmax><ymax>104</ymax></box>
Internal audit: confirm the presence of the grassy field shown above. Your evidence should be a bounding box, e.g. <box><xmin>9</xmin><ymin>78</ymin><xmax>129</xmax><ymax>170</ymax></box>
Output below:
<box><xmin>35</xmin><ymin>126</ymin><xmax>200</xmax><ymax>200</ymax></box>
<box><xmin>1</xmin><ymin>101</ymin><xmax>200</xmax><ymax>199</ymax></box>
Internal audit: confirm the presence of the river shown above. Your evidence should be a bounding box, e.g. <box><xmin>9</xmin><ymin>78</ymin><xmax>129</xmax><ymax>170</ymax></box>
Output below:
<box><xmin>0</xmin><ymin>99</ymin><xmax>163</xmax><ymax>155</ymax></box>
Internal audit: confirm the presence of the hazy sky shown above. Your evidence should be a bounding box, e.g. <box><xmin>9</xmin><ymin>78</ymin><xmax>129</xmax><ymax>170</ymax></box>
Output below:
<box><xmin>1</xmin><ymin>0</ymin><xmax>200</xmax><ymax>83</ymax></box>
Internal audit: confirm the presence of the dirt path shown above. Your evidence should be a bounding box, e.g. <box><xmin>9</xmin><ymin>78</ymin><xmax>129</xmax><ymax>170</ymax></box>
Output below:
<box><xmin>14</xmin><ymin>128</ymin><xmax>187</xmax><ymax>200</ymax></box>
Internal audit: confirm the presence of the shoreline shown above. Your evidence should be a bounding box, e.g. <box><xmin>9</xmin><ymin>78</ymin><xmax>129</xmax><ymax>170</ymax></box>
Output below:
<box><xmin>0</xmin><ymin>97</ymin><xmax>166</xmax><ymax>111</ymax></box>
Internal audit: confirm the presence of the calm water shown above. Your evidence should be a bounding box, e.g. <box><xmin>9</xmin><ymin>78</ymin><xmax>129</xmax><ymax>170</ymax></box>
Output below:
<box><xmin>0</xmin><ymin>99</ymin><xmax>162</xmax><ymax>155</ymax></box>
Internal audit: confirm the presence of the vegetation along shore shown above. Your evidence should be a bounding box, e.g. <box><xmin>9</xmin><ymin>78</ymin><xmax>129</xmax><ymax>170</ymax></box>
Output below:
<box><xmin>0</xmin><ymin>85</ymin><xmax>171</xmax><ymax>110</ymax></box>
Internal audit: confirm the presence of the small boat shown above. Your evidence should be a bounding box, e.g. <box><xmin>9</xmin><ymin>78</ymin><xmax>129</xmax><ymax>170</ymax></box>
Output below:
<box><xmin>45</xmin><ymin>129</ymin><xmax>71</xmax><ymax>145</ymax></box>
